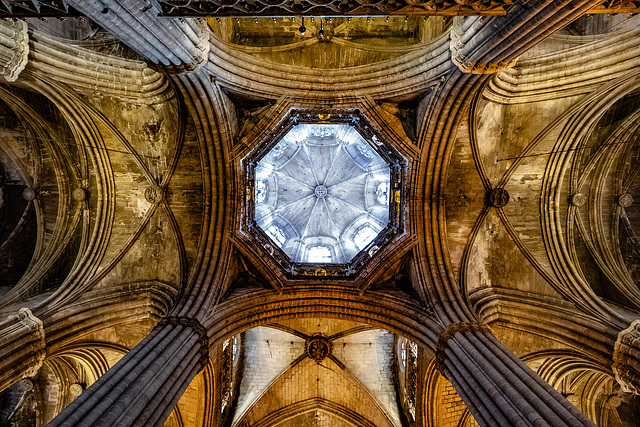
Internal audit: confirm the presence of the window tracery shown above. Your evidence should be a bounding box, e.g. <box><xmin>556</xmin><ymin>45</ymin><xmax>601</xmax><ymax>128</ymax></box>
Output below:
<box><xmin>220</xmin><ymin>336</ymin><xmax>240</xmax><ymax>413</ymax></box>
<box><xmin>353</xmin><ymin>226</ymin><xmax>377</xmax><ymax>251</ymax></box>
<box><xmin>397</xmin><ymin>337</ymin><xmax>418</xmax><ymax>422</ymax></box>
<box><xmin>307</xmin><ymin>246</ymin><xmax>333</xmax><ymax>263</ymax></box>
<box><xmin>265</xmin><ymin>224</ymin><xmax>286</xmax><ymax>247</ymax></box>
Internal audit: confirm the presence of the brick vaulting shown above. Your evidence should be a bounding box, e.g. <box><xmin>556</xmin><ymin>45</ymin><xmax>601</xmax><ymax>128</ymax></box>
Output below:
<box><xmin>0</xmin><ymin>1</ymin><xmax>640</xmax><ymax>426</ymax></box>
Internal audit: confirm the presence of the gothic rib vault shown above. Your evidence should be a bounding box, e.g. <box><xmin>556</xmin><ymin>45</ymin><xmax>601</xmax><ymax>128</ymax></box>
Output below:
<box><xmin>1</xmin><ymin>3</ymin><xmax>640</xmax><ymax>427</ymax></box>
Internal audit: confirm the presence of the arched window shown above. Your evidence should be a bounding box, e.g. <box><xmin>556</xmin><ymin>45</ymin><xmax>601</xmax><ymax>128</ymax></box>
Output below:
<box><xmin>266</xmin><ymin>224</ymin><xmax>286</xmax><ymax>247</ymax></box>
<box><xmin>376</xmin><ymin>181</ymin><xmax>390</xmax><ymax>206</ymax></box>
<box><xmin>255</xmin><ymin>180</ymin><xmax>267</xmax><ymax>203</ymax></box>
<box><xmin>220</xmin><ymin>336</ymin><xmax>239</xmax><ymax>413</ymax></box>
<box><xmin>407</xmin><ymin>341</ymin><xmax>418</xmax><ymax>420</ymax></box>
<box><xmin>307</xmin><ymin>246</ymin><xmax>332</xmax><ymax>263</ymax></box>
<box><xmin>397</xmin><ymin>337</ymin><xmax>418</xmax><ymax>422</ymax></box>
<box><xmin>354</xmin><ymin>226</ymin><xmax>377</xmax><ymax>251</ymax></box>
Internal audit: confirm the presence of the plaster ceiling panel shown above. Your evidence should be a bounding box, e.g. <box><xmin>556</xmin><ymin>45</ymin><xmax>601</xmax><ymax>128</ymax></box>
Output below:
<box><xmin>272</xmin><ymin>194</ymin><xmax>317</xmax><ymax>237</ymax></box>
<box><xmin>273</xmin><ymin>174</ymin><xmax>315</xmax><ymax>207</ymax></box>
<box><xmin>96</xmin><ymin>209</ymin><xmax>181</xmax><ymax>290</ymax></box>
<box><xmin>327</xmin><ymin>177</ymin><xmax>368</xmax><ymax>211</ymax></box>
<box><xmin>271</xmin><ymin>147</ymin><xmax>316</xmax><ymax>186</ymax></box>
<box><xmin>322</xmin><ymin>148</ymin><xmax>368</xmax><ymax>188</ymax></box>
<box><xmin>323</xmin><ymin>196</ymin><xmax>368</xmax><ymax>235</ymax></box>
<box><xmin>304</xmin><ymin>198</ymin><xmax>337</xmax><ymax>240</ymax></box>
<box><xmin>234</xmin><ymin>356</ymin><xmax>395</xmax><ymax>427</ymax></box>
<box><xmin>304</xmin><ymin>143</ymin><xmax>337</xmax><ymax>186</ymax></box>
<box><xmin>276</xmin><ymin>318</ymin><xmax>369</xmax><ymax>337</ymax></box>
<box><xmin>332</xmin><ymin>329</ymin><xmax>401</xmax><ymax>427</ymax></box>
<box><xmin>234</xmin><ymin>327</ymin><xmax>306</xmax><ymax>423</ymax></box>
<box><xmin>273</xmin><ymin>410</ymin><xmax>357</xmax><ymax>427</ymax></box>
<box><xmin>464</xmin><ymin>209</ymin><xmax>560</xmax><ymax>298</ymax></box>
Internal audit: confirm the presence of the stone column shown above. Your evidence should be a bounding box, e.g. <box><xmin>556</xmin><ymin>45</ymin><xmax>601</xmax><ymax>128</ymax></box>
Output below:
<box><xmin>48</xmin><ymin>317</ymin><xmax>209</xmax><ymax>427</ymax></box>
<box><xmin>436</xmin><ymin>322</ymin><xmax>597</xmax><ymax>427</ymax></box>
<box><xmin>0</xmin><ymin>308</ymin><xmax>46</xmax><ymax>391</ymax></box>
<box><xmin>0</xmin><ymin>19</ymin><xmax>28</xmax><ymax>82</ymax></box>
<box><xmin>612</xmin><ymin>319</ymin><xmax>640</xmax><ymax>395</ymax></box>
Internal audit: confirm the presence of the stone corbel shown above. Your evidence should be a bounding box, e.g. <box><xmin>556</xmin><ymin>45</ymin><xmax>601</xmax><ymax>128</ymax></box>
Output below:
<box><xmin>612</xmin><ymin>319</ymin><xmax>640</xmax><ymax>395</ymax></box>
<box><xmin>6</xmin><ymin>308</ymin><xmax>46</xmax><ymax>377</ymax></box>
<box><xmin>0</xmin><ymin>19</ymin><xmax>29</xmax><ymax>82</ymax></box>
<box><xmin>449</xmin><ymin>16</ymin><xmax>518</xmax><ymax>75</ymax></box>
<box><xmin>451</xmin><ymin>53</ymin><xmax>519</xmax><ymax>75</ymax></box>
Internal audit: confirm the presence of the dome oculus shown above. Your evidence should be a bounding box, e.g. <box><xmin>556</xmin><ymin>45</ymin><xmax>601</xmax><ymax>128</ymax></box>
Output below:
<box><xmin>245</xmin><ymin>111</ymin><xmax>403</xmax><ymax>278</ymax></box>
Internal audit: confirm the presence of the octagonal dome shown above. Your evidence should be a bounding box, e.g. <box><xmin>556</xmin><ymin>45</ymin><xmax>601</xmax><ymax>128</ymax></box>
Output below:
<box><xmin>254</xmin><ymin>123</ymin><xmax>391</xmax><ymax>264</ymax></box>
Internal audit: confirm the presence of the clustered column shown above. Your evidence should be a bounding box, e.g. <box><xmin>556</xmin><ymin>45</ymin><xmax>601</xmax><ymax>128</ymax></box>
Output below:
<box><xmin>436</xmin><ymin>322</ymin><xmax>597</xmax><ymax>427</ymax></box>
<box><xmin>48</xmin><ymin>317</ymin><xmax>209</xmax><ymax>427</ymax></box>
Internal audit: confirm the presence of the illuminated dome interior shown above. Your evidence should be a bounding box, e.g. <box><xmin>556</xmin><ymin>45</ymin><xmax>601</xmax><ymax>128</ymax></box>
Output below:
<box><xmin>254</xmin><ymin>123</ymin><xmax>391</xmax><ymax>264</ymax></box>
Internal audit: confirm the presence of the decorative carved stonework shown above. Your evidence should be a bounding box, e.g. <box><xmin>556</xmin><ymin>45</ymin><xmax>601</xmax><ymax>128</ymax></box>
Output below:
<box><xmin>0</xmin><ymin>1</ymin><xmax>81</xmax><ymax>17</ymax></box>
<box><xmin>69</xmin><ymin>383</ymin><xmax>84</xmax><ymax>397</ymax></box>
<box><xmin>7</xmin><ymin>308</ymin><xmax>46</xmax><ymax>377</ymax></box>
<box><xmin>571</xmin><ymin>193</ymin><xmax>587</xmax><ymax>207</ymax></box>
<box><xmin>22</xmin><ymin>187</ymin><xmax>36</xmax><ymax>201</ymax></box>
<box><xmin>19</xmin><ymin>378</ymin><xmax>33</xmax><ymax>393</ymax></box>
<box><xmin>434</xmin><ymin>322</ymin><xmax>490</xmax><ymax>374</ymax></box>
<box><xmin>0</xmin><ymin>19</ymin><xmax>28</xmax><ymax>82</ymax></box>
<box><xmin>487</xmin><ymin>188</ymin><xmax>510</xmax><ymax>208</ymax></box>
<box><xmin>450</xmin><ymin>16</ymin><xmax>518</xmax><ymax>75</ymax></box>
<box><xmin>306</xmin><ymin>334</ymin><xmax>332</xmax><ymax>363</ymax></box>
<box><xmin>72</xmin><ymin>188</ymin><xmax>87</xmax><ymax>201</ymax></box>
<box><xmin>612</xmin><ymin>320</ymin><xmax>640</xmax><ymax>395</ymax></box>
<box><xmin>145</xmin><ymin>186</ymin><xmax>165</xmax><ymax>204</ymax></box>
<box><xmin>159</xmin><ymin>0</ymin><xmax>513</xmax><ymax>17</ymax></box>
<box><xmin>618</xmin><ymin>193</ymin><xmax>633</xmax><ymax>208</ymax></box>
<box><xmin>589</xmin><ymin>0</ymin><xmax>640</xmax><ymax>13</ymax></box>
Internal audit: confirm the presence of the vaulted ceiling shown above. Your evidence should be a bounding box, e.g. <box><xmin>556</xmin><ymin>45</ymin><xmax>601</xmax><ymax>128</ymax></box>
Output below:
<box><xmin>0</xmin><ymin>3</ymin><xmax>640</xmax><ymax>427</ymax></box>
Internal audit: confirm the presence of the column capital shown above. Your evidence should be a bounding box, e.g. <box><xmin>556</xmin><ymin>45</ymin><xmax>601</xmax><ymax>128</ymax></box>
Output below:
<box><xmin>0</xmin><ymin>19</ymin><xmax>29</xmax><ymax>82</ymax></box>
<box><xmin>158</xmin><ymin>316</ymin><xmax>209</xmax><ymax>368</ymax></box>
<box><xmin>435</xmin><ymin>321</ymin><xmax>490</xmax><ymax>374</ymax></box>
<box><xmin>613</xmin><ymin>319</ymin><xmax>640</xmax><ymax>394</ymax></box>
<box><xmin>6</xmin><ymin>308</ymin><xmax>46</xmax><ymax>377</ymax></box>
<box><xmin>449</xmin><ymin>16</ymin><xmax>518</xmax><ymax>75</ymax></box>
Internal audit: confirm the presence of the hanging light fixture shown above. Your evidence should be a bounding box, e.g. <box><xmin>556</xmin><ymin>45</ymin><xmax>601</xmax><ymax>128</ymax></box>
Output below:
<box><xmin>299</xmin><ymin>17</ymin><xmax>306</xmax><ymax>35</ymax></box>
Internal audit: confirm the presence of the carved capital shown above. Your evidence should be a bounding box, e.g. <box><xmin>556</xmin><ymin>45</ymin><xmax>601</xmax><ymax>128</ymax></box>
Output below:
<box><xmin>435</xmin><ymin>322</ymin><xmax>490</xmax><ymax>374</ymax></box>
<box><xmin>613</xmin><ymin>320</ymin><xmax>640</xmax><ymax>395</ymax></box>
<box><xmin>6</xmin><ymin>308</ymin><xmax>46</xmax><ymax>377</ymax></box>
<box><xmin>0</xmin><ymin>19</ymin><xmax>29</xmax><ymax>82</ymax></box>
<box><xmin>158</xmin><ymin>316</ymin><xmax>210</xmax><ymax>368</ymax></box>
<box><xmin>449</xmin><ymin>16</ymin><xmax>518</xmax><ymax>75</ymax></box>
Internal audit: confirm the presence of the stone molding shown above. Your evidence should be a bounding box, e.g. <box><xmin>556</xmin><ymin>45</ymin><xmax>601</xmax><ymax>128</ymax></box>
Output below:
<box><xmin>6</xmin><ymin>308</ymin><xmax>46</xmax><ymax>377</ymax></box>
<box><xmin>449</xmin><ymin>17</ymin><xmax>518</xmax><ymax>75</ymax></box>
<box><xmin>159</xmin><ymin>0</ymin><xmax>512</xmax><ymax>16</ymax></box>
<box><xmin>0</xmin><ymin>19</ymin><xmax>29</xmax><ymax>82</ymax></box>
<box><xmin>158</xmin><ymin>316</ymin><xmax>210</xmax><ymax>367</ymax></box>
<box><xmin>612</xmin><ymin>319</ymin><xmax>640</xmax><ymax>394</ymax></box>
<box><xmin>434</xmin><ymin>321</ymin><xmax>490</xmax><ymax>373</ymax></box>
